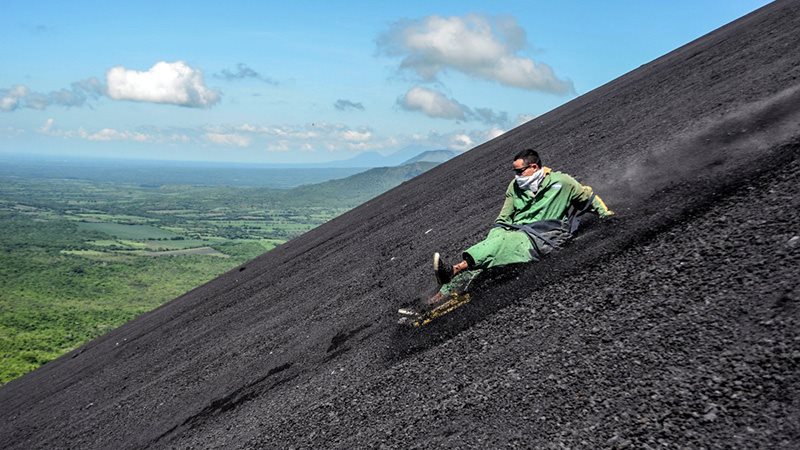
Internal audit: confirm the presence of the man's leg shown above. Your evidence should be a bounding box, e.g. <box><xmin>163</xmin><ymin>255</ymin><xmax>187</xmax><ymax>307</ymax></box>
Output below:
<box><xmin>434</xmin><ymin>227</ymin><xmax>534</xmax><ymax>285</ymax></box>
<box><xmin>463</xmin><ymin>227</ymin><xmax>535</xmax><ymax>270</ymax></box>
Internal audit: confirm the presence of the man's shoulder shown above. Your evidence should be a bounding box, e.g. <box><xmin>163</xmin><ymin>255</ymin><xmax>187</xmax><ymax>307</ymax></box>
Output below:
<box><xmin>548</xmin><ymin>170</ymin><xmax>570</xmax><ymax>179</ymax></box>
<box><xmin>505</xmin><ymin>178</ymin><xmax>517</xmax><ymax>192</ymax></box>
<box><xmin>547</xmin><ymin>170</ymin><xmax>580</xmax><ymax>186</ymax></box>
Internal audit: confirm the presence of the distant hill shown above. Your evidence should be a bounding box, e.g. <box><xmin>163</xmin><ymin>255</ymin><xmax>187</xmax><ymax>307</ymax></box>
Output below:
<box><xmin>283</xmin><ymin>161</ymin><xmax>438</xmax><ymax>207</ymax></box>
<box><xmin>401</xmin><ymin>150</ymin><xmax>459</xmax><ymax>165</ymax></box>
<box><xmin>322</xmin><ymin>147</ymin><xmax>453</xmax><ymax>168</ymax></box>
<box><xmin>0</xmin><ymin>155</ymin><xmax>366</xmax><ymax>189</ymax></box>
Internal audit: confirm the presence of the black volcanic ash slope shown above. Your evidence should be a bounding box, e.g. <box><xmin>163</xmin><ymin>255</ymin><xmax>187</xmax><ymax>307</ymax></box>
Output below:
<box><xmin>2</xmin><ymin>1</ymin><xmax>800</xmax><ymax>449</ymax></box>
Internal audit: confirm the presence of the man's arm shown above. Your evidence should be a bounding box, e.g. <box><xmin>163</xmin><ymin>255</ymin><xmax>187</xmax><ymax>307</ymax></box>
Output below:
<box><xmin>590</xmin><ymin>193</ymin><xmax>614</xmax><ymax>218</ymax></box>
<box><xmin>563</xmin><ymin>174</ymin><xmax>615</xmax><ymax>218</ymax></box>
<box><xmin>495</xmin><ymin>181</ymin><xmax>516</xmax><ymax>223</ymax></box>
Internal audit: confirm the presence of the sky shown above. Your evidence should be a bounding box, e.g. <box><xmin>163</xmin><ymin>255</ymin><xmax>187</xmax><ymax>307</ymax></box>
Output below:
<box><xmin>1</xmin><ymin>1</ymin><xmax>771</xmax><ymax>164</ymax></box>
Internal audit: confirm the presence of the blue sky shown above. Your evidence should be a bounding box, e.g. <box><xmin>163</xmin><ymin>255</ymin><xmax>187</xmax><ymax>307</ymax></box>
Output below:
<box><xmin>1</xmin><ymin>1</ymin><xmax>770</xmax><ymax>164</ymax></box>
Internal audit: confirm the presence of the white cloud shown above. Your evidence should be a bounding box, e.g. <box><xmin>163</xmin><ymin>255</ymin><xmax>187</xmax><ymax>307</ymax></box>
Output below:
<box><xmin>341</xmin><ymin>130</ymin><xmax>372</xmax><ymax>142</ymax></box>
<box><xmin>106</xmin><ymin>61</ymin><xmax>220</xmax><ymax>108</ymax></box>
<box><xmin>266</xmin><ymin>141</ymin><xmax>292</xmax><ymax>152</ymax></box>
<box><xmin>0</xmin><ymin>80</ymin><xmax>104</xmax><ymax>112</ymax></box>
<box><xmin>0</xmin><ymin>96</ymin><xmax>19</xmax><ymax>111</ymax></box>
<box><xmin>235</xmin><ymin>123</ymin><xmax>262</xmax><ymax>133</ymax></box>
<box><xmin>398</xmin><ymin>86</ymin><xmax>510</xmax><ymax>126</ymax></box>
<box><xmin>230</xmin><ymin>122</ymin><xmax>391</xmax><ymax>153</ymax></box>
<box><xmin>486</xmin><ymin>127</ymin><xmax>505</xmax><ymax>140</ymax></box>
<box><xmin>406</xmin><ymin>127</ymin><xmax>505</xmax><ymax>152</ymax></box>
<box><xmin>515</xmin><ymin>113</ymin><xmax>538</xmax><ymax>126</ymax></box>
<box><xmin>40</xmin><ymin>118</ymin><xmax>55</xmax><ymax>133</ymax></box>
<box><xmin>225</xmin><ymin>123</ymin><xmax>320</xmax><ymax>139</ymax></box>
<box><xmin>449</xmin><ymin>133</ymin><xmax>474</xmax><ymax>150</ymax></box>
<box><xmin>37</xmin><ymin>119</ymin><xmax>189</xmax><ymax>144</ymax></box>
<box><xmin>3</xmin><ymin>62</ymin><xmax>222</xmax><ymax>112</ymax></box>
<box><xmin>210</xmin><ymin>121</ymin><xmax>506</xmax><ymax>155</ymax></box>
<box><xmin>399</xmin><ymin>86</ymin><xmax>468</xmax><ymax>120</ymax></box>
<box><xmin>221</xmin><ymin>122</ymin><xmax>379</xmax><ymax>150</ymax></box>
<box><xmin>167</xmin><ymin>133</ymin><xmax>191</xmax><ymax>143</ymax></box>
<box><xmin>85</xmin><ymin>128</ymin><xmax>151</xmax><ymax>142</ymax></box>
<box><xmin>204</xmin><ymin>132</ymin><xmax>252</xmax><ymax>147</ymax></box>
<box><xmin>378</xmin><ymin>15</ymin><xmax>574</xmax><ymax>94</ymax></box>
<box><xmin>28</xmin><ymin>116</ymin><xmax>503</xmax><ymax>159</ymax></box>
<box><xmin>0</xmin><ymin>85</ymin><xmax>28</xmax><ymax>111</ymax></box>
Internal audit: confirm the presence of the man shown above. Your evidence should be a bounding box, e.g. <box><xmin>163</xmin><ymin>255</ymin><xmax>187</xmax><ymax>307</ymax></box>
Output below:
<box><xmin>433</xmin><ymin>149</ymin><xmax>614</xmax><ymax>293</ymax></box>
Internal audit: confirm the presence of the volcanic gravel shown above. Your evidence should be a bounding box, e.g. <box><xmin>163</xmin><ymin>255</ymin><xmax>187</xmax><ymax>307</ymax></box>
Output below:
<box><xmin>2</xmin><ymin>1</ymin><xmax>799</xmax><ymax>448</ymax></box>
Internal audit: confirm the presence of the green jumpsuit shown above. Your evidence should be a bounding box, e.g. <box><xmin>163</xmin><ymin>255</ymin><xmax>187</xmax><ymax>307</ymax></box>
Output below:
<box><xmin>440</xmin><ymin>167</ymin><xmax>613</xmax><ymax>295</ymax></box>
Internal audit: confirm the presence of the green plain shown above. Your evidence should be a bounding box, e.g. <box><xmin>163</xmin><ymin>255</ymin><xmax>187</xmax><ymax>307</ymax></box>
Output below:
<box><xmin>0</xmin><ymin>162</ymin><xmax>435</xmax><ymax>384</ymax></box>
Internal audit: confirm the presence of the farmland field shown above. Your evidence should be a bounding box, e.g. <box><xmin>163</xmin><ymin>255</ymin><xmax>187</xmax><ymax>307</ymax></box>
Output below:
<box><xmin>77</xmin><ymin>222</ymin><xmax>180</xmax><ymax>240</ymax></box>
<box><xmin>0</xmin><ymin>176</ymin><xmax>342</xmax><ymax>384</ymax></box>
<box><xmin>0</xmin><ymin>159</ymin><xmax>437</xmax><ymax>384</ymax></box>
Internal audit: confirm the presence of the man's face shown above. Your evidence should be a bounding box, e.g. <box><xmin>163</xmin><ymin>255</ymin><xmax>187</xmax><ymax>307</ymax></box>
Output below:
<box><xmin>512</xmin><ymin>158</ymin><xmax>539</xmax><ymax>177</ymax></box>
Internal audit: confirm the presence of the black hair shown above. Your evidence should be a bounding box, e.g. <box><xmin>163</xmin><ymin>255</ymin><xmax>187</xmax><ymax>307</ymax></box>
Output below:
<box><xmin>513</xmin><ymin>149</ymin><xmax>542</xmax><ymax>167</ymax></box>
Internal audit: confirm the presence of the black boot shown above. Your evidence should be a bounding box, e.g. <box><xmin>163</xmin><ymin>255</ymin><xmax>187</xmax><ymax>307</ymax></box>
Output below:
<box><xmin>433</xmin><ymin>252</ymin><xmax>453</xmax><ymax>285</ymax></box>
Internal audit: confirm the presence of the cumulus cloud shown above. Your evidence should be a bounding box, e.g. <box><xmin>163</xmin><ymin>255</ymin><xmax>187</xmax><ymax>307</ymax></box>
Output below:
<box><xmin>378</xmin><ymin>14</ymin><xmax>574</xmax><ymax>94</ymax></box>
<box><xmin>204</xmin><ymin>132</ymin><xmax>253</xmax><ymax>147</ymax></box>
<box><xmin>398</xmin><ymin>86</ymin><xmax>469</xmax><ymax>120</ymax></box>
<box><xmin>1</xmin><ymin>79</ymin><xmax>104</xmax><ymax>111</ymax></box>
<box><xmin>334</xmin><ymin>99</ymin><xmax>365</xmax><ymax>111</ymax></box>
<box><xmin>106</xmin><ymin>61</ymin><xmax>220</xmax><ymax>108</ymax></box>
<box><xmin>3</xmin><ymin>61</ymin><xmax>223</xmax><ymax>111</ymax></box>
<box><xmin>215</xmin><ymin>63</ymin><xmax>277</xmax><ymax>85</ymax></box>
<box><xmin>398</xmin><ymin>86</ymin><xmax>510</xmax><ymax>126</ymax></box>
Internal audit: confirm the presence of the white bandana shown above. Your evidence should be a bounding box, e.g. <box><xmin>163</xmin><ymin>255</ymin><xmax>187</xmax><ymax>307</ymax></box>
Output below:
<box><xmin>515</xmin><ymin>168</ymin><xmax>545</xmax><ymax>194</ymax></box>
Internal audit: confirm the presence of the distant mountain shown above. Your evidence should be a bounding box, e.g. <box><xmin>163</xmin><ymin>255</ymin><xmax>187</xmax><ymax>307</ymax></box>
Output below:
<box><xmin>322</xmin><ymin>147</ymin><xmax>453</xmax><ymax>168</ymax></box>
<box><xmin>401</xmin><ymin>150</ymin><xmax>459</xmax><ymax>165</ymax></box>
<box><xmin>1</xmin><ymin>147</ymin><xmax>454</xmax><ymax>174</ymax></box>
<box><xmin>0</xmin><ymin>154</ymin><xmax>366</xmax><ymax>188</ymax></box>
<box><xmin>321</xmin><ymin>151</ymin><xmax>397</xmax><ymax>168</ymax></box>
<box><xmin>0</xmin><ymin>150</ymin><xmax>448</xmax><ymax>190</ymax></box>
<box><xmin>284</xmin><ymin>161</ymin><xmax>438</xmax><ymax>207</ymax></box>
